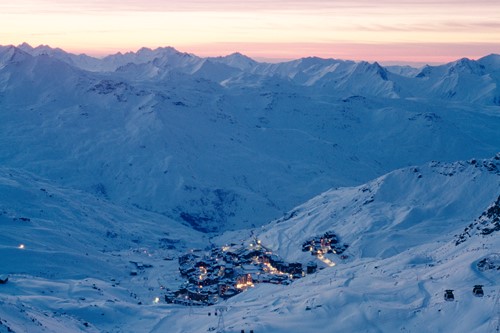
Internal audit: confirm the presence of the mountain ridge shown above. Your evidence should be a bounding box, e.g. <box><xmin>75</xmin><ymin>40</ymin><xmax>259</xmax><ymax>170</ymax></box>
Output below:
<box><xmin>1</xmin><ymin>43</ymin><xmax>500</xmax><ymax>232</ymax></box>
<box><xmin>4</xmin><ymin>43</ymin><xmax>500</xmax><ymax>104</ymax></box>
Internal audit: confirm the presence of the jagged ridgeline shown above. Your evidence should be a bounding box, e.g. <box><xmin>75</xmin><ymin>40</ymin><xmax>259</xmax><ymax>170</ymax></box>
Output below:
<box><xmin>456</xmin><ymin>194</ymin><xmax>500</xmax><ymax>245</ymax></box>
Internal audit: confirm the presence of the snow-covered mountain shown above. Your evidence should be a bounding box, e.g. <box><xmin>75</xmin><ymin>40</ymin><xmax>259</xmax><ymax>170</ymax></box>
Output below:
<box><xmin>1</xmin><ymin>155</ymin><xmax>498</xmax><ymax>332</ymax></box>
<box><xmin>1</xmin><ymin>44</ymin><xmax>499</xmax><ymax>233</ymax></box>
<box><xmin>0</xmin><ymin>43</ymin><xmax>499</xmax><ymax>332</ymax></box>
<box><xmin>10</xmin><ymin>44</ymin><xmax>500</xmax><ymax>104</ymax></box>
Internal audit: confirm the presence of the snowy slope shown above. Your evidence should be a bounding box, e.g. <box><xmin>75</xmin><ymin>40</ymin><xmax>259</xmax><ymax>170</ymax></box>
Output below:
<box><xmin>397</xmin><ymin>56</ymin><xmax>500</xmax><ymax>104</ymax></box>
<box><xmin>187</xmin><ymin>155</ymin><xmax>500</xmax><ymax>332</ymax></box>
<box><xmin>256</xmin><ymin>155</ymin><xmax>500</xmax><ymax>262</ymax></box>
<box><xmin>0</xmin><ymin>167</ymin><xmax>206</xmax><ymax>332</ymax></box>
<box><xmin>2</xmin><ymin>156</ymin><xmax>498</xmax><ymax>333</ymax></box>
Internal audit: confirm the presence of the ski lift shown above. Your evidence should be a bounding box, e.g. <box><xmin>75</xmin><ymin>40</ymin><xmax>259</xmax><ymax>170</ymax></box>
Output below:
<box><xmin>444</xmin><ymin>289</ymin><xmax>454</xmax><ymax>301</ymax></box>
<box><xmin>473</xmin><ymin>285</ymin><xmax>484</xmax><ymax>297</ymax></box>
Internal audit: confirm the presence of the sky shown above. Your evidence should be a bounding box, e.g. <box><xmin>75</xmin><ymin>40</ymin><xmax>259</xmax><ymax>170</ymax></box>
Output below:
<box><xmin>1</xmin><ymin>0</ymin><xmax>499</xmax><ymax>64</ymax></box>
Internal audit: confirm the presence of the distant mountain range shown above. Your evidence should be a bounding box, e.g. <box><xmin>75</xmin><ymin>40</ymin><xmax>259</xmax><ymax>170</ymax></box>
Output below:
<box><xmin>1</xmin><ymin>43</ymin><xmax>499</xmax><ymax>232</ymax></box>
<box><xmin>5</xmin><ymin>43</ymin><xmax>500</xmax><ymax>104</ymax></box>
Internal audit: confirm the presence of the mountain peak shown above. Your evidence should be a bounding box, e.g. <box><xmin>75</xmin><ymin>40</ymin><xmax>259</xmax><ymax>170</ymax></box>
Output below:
<box><xmin>17</xmin><ymin>42</ymin><xmax>34</xmax><ymax>51</ymax></box>
<box><xmin>16</xmin><ymin>43</ymin><xmax>69</xmax><ymax>58</ymax></box>
<box><xmin>297</xmin><ymin>56</ymin><xmax>332</xmax><ymax>66</ymax></box>
<box><xmin>136</xmin><ymin>46</ymin><xmax>182</xmax><ymax>56</ymax></box>
<box><xmin>353</xmin><ymin>61</ymin><xmax>389</xmax><ymax>80</ymax></box>
<box><xmin>448</xmin><ymin>57</ymin><xmax>485</xmax><ymax>75</ymax></box>
<box><xmin>477</xmin><ymin>53</ymin><xmax>500</xmax><ymax>70</ymax></box>
<box><xmin>0</xmin><ymin>45</ymin><xmax>31</xmax><ymax>64</ymax></box>
<box><xmin>208</xmin><ymin>52</ymin><xmax>257</xmax><ymax>71</ymax></box>
<box><xmin>479</xmin><ymin>53</ymin><xmax>500</xmax><ymax>61</ymax></box>
<box><xmin>228</xmin><ymin>51</ymin><xmax>245</xmax><ymax>57</ymax></box>
<box><xmin>225</xmin><ymin>52</ymin><xmax>255</xmax><ymax>62</ymax></box>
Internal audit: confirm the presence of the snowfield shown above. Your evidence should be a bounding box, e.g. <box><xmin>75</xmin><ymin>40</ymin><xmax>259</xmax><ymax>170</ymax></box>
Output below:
<box><xmin>0</xmin><ymin>44</ymin><xmax>499</xmax><ymax>332</ymax></box>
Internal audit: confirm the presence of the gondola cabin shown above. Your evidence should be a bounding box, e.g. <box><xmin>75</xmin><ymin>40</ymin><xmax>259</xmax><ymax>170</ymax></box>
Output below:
<box><xmin>444</xmin><ymin>289</ymin><xmax>454</xmax><ymax>301</ymax></box>
<box><xmin>473</xmin><ymin>285</ymin><xmax>484</xmax><ymax>297</ymax></box>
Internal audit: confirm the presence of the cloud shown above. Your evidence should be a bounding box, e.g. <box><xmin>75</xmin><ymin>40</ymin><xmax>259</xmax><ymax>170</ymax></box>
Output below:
<box><xmin>3</xmin><ymin>0</ymin><xmax>500</xmax><ymax>14</ymax></box>
<box><xmin>351</xmin><ymin>20</ymin><xmax>500</xmax><ymax>33</ymax></box>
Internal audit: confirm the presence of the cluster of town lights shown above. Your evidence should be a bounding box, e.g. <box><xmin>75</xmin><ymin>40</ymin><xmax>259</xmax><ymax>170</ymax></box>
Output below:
<box><xmin>315</xmin><ymin>250</ymin><xmax>336</xmax><ymax>267</ymax></box>
<box><xmin>235</xmin><ymin>273</ymin><xmax>254</xmax><ymax>290</ymax></box>
<box><xmin>263</xmin><ymin>262</ymin><xmax>294</xmax><ymax>279</ymax></box>
<box><xmin>199</xmin><ymin>266</ymin><xmax>208</xmax><ymax>281</ymax></box>
<box><xmin>235</xmin><ymin>281</ymin><xmax>254</xmax><ymax>290</ymax></box>
<box><xmin>170</xmin><ymin>236</ymin><xmax>341</xmax><ymax>306</ymax></box>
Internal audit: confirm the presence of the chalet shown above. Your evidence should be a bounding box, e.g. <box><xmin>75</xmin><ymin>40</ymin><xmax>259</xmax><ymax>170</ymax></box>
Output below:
<box><xmin>236</xmin><ymin>274</ymin><xmax>253</xmax><ymax>286</ymax></box>
<box><xmin>307</xmin><ymin>262</ymin><xmax>318</xmax><ymax>274</ymax></box>
<box><xmin>178</xmin><ymin>253</ymin><xmax>198</xmax><ymax>266</ymax></box>
<box><xmin>287</xmin><ymin>262</ymin><xmax>303</xmax><ymax>275</ymax></box>
<box><xmin>268</xmin><ymin>275</ymin><xmax>288</xmax><ymax>284</ymax></box>
<box><xmin>202</xmin><ymin>285</ymin><xmax>219</xmax><ymax>295</ymax></box>
<box><xmin>179</xmin><ymin>266</ymin><xmax>196</xmax><ymax>276</ymax></box>
<box><xmin>224</xmin><ymin>264</ymin><xmax>234</xmax><ymax>277</ymax></box>
<box><xmin>255</xmin><ymin>273</ymin><xmax>273</xmax><ymax>283</ymax></box>
<box><xmin>131</xmin><ymin>261</ymin><xmax>153</xmax><ymax>269</ymax></box>
<box><xmin>195</xmin><ymin>259</ymin><xmax>212</xmax><ymax>269</ymax></box>
<box><xmin>241</xmin><ymin>249</ymin><xmax>261</xmax><ymax>261</ymax></box>
<box><xmin>302</xmin><ymin>243</ymin><xmax>313</xmax><ymax>252</ymax></box>
<box><xmin>220</xmin><ymin>286</ymin><xmax>239</xmax><ymax>298</ymax></box>
<box><xmin>210</xmin><ymin>248</ymin><xmax>223</xmax><ymax>257</ymax></box>
<box><xmin>175</xmin><ymin>286</ymin><xmax>189</xmax><ymax>297</ymax></box>
<box><xmin>213</xmin><ymin>264</ymin><xmax>225</xmax><ymax>277</ymax></box>
<box><xmin>200</xmin><ymin>276</ymin><xmax>219</xmax><ymax>287</ymax></box>
<box><xmin>188</xmin><ymin>289</ymin><xmax>209</xmax><ymax>302</ymax></box>
<box><xmin>274</xmin><ymin>261</ymin><xmax>288</xmax><ymax>272</ymax></box>
<box><xmin>164</xmin><ymin>290</ymin><xmax>176</xmax><ymax>304</ymax></box>
<box><xmin>224</xmin><ymin>251</ymin><xmax>240</xmax><ymax>263</ymax></box>
<box><xmin>267</xmin><ymin>254</ymin><xmax>282</xmax><ymax>267</ymax></box>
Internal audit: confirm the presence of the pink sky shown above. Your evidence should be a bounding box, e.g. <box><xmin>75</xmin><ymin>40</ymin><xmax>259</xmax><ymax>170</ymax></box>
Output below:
<box><xmin>1</xmin><ymin>0</ymin><xmax>499</xmax><ymax>64</ymax></box>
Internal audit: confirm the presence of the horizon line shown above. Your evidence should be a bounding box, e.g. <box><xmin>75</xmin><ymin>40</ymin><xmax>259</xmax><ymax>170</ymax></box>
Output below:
<box><xmin>4</xmin><ymin>42</ymin><xmax>499</xmax><ymax>67</ymax></box>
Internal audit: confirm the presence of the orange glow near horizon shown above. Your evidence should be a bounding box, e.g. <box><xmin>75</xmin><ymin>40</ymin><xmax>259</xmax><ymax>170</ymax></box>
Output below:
<box><xmin>1</xmin><ymin>1</ymin><xmax>499</xmax><ymax>64</ymax></box>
